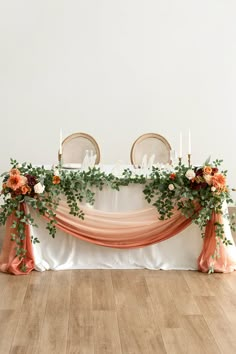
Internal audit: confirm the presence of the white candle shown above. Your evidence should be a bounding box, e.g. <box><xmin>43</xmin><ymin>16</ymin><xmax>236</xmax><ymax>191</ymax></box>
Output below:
<box><xmin>179</xmin><ymin>132</ymin><xmax>182</xmax><ymax>158</ymax></box>
<box><xmin>188</xmin><ymin>129</ymin><xmax>191</xmax><ymax>154</ymax></box>
<box><xmin>59</xmin><ymin>128</ymin><xmax>63</xmax><ymax>154</ymax></box>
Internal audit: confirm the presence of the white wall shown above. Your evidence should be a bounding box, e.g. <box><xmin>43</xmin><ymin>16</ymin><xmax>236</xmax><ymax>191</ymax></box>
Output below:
<box><xmin>0</xmin><ymin>1</ymin><xmax>236</xmax><ymax>193</ymax></box>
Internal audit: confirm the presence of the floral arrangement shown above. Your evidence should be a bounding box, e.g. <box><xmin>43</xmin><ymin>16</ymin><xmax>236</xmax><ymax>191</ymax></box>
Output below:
<box><xmin>0</xmin><ymin>161</ymin><xmax>63</xmax><ymax>263</ymax></box>
<box><xmin>143</xmin><ymin>158</ymin><xmax>235</xmax><ymax>243</ymax></box>
<box><xmin>0</xmin><ymin>158</ymin><xmax>235</xmax><ymax>272</ymax></box>
<box><xmin>3</xmin><ymin>167</ymin><xmax>45</xmax><ymax>197</ymax></box>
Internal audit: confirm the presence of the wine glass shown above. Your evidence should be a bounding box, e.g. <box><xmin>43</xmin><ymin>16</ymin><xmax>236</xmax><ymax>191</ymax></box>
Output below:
<box><xmin>170</xmin><ymin>150</ymin><xmax>178</xmax><ymax>166</ymax></box>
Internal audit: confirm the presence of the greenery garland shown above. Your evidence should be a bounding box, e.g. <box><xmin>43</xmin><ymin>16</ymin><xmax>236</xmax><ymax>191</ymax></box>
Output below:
<box><xmin>0</xmin><ymin>158</ymin><xmax>235</xmax><ymax>272</ymax></box>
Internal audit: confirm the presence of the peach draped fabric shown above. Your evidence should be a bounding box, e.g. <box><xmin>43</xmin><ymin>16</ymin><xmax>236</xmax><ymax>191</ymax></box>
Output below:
<box><xmin>0</xmin><ymin>203</ymin><xmax>34</xmax><ymax>275</ymax></box>
<box><xmin>53</xmin><ymin>201</ymin><xmax>193</xmax><ymax>248</ymax></box>
<box><xmin>0</xmin><ymin>200</ymin><xmax>235</xmax><ymax>274</ymax></box>
<box><xmin>198</xmin><ymin>212</ymin><xmax>236</xmax><ymax>273</ymax></box>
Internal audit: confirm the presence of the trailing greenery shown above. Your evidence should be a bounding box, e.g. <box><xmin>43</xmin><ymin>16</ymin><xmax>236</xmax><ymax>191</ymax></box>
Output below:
<box><xmin>0</xmin><ymin>158</ymin><xmax>235</xmax><ymax>272</ymax></box>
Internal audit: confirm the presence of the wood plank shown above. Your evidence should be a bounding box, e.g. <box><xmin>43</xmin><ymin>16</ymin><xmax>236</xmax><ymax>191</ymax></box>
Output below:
<box><xmin>203</xmin><ymin>273</ymin><xmax>235</xmax><ymax>297</ymax></box>
<box><xmin>66</xmin><ymin>270</ymin><xmax>94</xmax><ymax>354</ymax></box>
<box><xmin>93</xmin><ymin>310</ymin><xmax>122</xmax><ymax>354</ymax></box>
<box><xmin>0</xmin><ymin>273</ymin><xmax>29</xmax><ymax>310</ymax></box>
<box><xmin>10</xmin><ymin>271</ymin><xmax>52</xmax><ymax>353</ymax></box>
<box><xmin>145</xmin><ymin>274</ymin><xmax>180</xmax><ymax>328</ymax></box>
<box><xmin>205</xmin><ymin>317</ymin><xmax>236</xmax><ymax>353</ymax></box>
<box><xmin>160</xmin><ymin>271</ymin><xmax>201</xmax><ymax>316</ymax></box>
<box><xmin>36</xmin><ymin>270</ymin><xmax>71</xmax><ymax>354</ymax></box>
<box><xmin>195</xmin><ymin>294</ymin><xmax>236</xmax><ymax>353</ymax></box>
<box><xmin>180</xmin><ymin>315</ymin><xmax>221</xmax><ymax>354</ymax></box>
<box><xmin>0</xmin><ymin>310</ymin><xmax>21</xmax><ymax>354</ymax></box>
<box><xmin>92</xmin><ymin>270</ymin><xmax>115</xmax><ymax>311</ymax></box>
<box><xmin>117</xmin><ymin>306</ymin><xmax>166</xmax><ymax>354</ymax></box>
<box><xmin>161</xmin><ymin>328</ymin><xmax>187</xmax><ymax>354</ymax></box>
<box><xmin>0</xmin><ymin>273</ymin><xmax>30</xmax><ymax>354</ymax></box>
<box><xmin>0</xmin><ymin>272</ymin><xmax>10</xmax><ymax>290</ymax></box>
<box><xmin>183</xmin><ymin>271</ymin><xmax>213</xmax><ymax>296</ymax></box>
<box><xmin>112</xmin><ymin>270</ymin><xmax>166</xmax><ymax>354</ymax></box>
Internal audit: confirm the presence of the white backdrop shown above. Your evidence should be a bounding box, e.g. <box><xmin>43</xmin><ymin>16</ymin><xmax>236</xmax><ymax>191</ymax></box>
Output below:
<box><xmin>0</xmin><ymin>1</ymin><xmax>236</xmax><ymax>195</ymax></box>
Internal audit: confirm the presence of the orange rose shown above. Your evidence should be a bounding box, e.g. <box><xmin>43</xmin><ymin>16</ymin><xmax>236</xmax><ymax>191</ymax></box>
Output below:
<box><xmin>53</xmin><ymin>176</ymin><xmax>60</xmax><ymax>184</ymax></box>
<box><xmin>6</xmin><ymin>175</ymin><xmax>27</xmax><ymax>191</ymax></box>
<box><xmin>21</xmin><ymin>185</ymin><xmax>30</xmax><ymax>195</ymax></box>
<box><xmin>211</xmin><ymin>173</ymin><xmax>226</xmax><ymax>191</ymax></box>
<box><xmin>170</xmin><ymin>173</ymin><xmax>176</xmax><ymax>180</ymax></box>
<box><xmin>203</xmin><ymin>166</ymin><xmax>212</xmax><ymax>175</ymax></box>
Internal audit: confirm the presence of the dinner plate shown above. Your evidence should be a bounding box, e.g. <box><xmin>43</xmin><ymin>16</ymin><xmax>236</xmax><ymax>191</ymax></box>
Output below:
<box><xmin>62</xmin><ymin>163</ymin><xmax>81</xmax><ymax>169</ymax></box>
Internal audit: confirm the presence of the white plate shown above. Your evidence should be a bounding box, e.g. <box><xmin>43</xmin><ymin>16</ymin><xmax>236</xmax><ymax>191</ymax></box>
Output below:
<box><xmin>62</xmin><ymin>163</ymin><xmax>81</xmax><ymax>169</ymax></box>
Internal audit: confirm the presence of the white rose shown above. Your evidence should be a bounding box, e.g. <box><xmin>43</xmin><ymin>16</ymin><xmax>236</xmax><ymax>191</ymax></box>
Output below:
<box><xmin>168</xmin><ymin>184</ymin><xmax>175</xmax><ymax>191</ymax></box>
<box><xmin>34</xmin><ymin>182</ymin><xmax>45</xmax><ymax>194</ymax></box>
<box><xmin>185</xmin><ymin>169</ymin><xmax>196</xmax><ymax>180</ymax></box>
<box><xmin>211</xmin><ymin>186</ymin><xmax>216</xmax><ymax>192</ymax></box>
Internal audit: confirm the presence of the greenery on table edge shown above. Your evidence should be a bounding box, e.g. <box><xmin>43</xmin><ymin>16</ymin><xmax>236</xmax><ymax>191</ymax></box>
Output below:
<box><xmin>0</xmin><ymin>158</ymin><xmax>235</xmax><ymax>273</ymax></box>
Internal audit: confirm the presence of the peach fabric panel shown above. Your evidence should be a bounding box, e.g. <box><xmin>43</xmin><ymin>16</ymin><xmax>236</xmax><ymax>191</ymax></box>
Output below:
<box><xmin>0</xmin><ymin>204</ymin><xmax>34</xmax><ymax>275</ymax></box>
<box><xmin>198</xmin><ymin>212</ymin><xmax>236</xmax><ymax>273</ymax></box>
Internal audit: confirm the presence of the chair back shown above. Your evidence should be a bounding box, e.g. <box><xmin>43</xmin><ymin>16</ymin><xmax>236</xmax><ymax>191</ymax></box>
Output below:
<box><xmin>61</xmin><ymin>132</ymin><xmax>100</xmax><ymax>164</ymax></box>
<box><xmin>130</xmin><ymin>133</ymin><xmax>171</xmax><ymax>166</ymax></box>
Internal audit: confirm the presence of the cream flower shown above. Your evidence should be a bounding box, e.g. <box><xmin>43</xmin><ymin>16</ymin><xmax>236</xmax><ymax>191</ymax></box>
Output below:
<box><xmin>168</xmin><ymin>184</ymin><xmax>175</xmax><ymax>191</ymax></box>
<box><xmin>34</xmin><ymin>182</ymin><xmax>45</xmax><ymax>194</ymax></box>
<box><xmin>185</xmin><ymin>169</ymin><xmax>196</xmax><ymax>180</ymax></box>
<box><xmin>204</xmin><ymin>174</ymin><xmax>212</xmax><ymax>185</ymax></box>
<box><xmin>53</xmin><ymin>168</ymin><xmax>60</xmax><ymax>177</ymax></box>
<box><xmin>211</xmin><ymin>186</ymin><xmax>216</xmax><ymax>192</ymax></box>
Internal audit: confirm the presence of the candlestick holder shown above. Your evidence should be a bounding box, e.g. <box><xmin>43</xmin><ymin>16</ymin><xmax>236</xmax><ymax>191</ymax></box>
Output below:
<box><xmin>187</xmin><ymin>153</ymin><xmax>191</xmax><ymax>167</ymax></box>
<box><xmin>178</xmin><ymin>157</ymin><xmax>182</xmax><ymax>165</ymax></box>
<box><xmin>58</xmin><ymin>153</ymin><xmax>62</xmax><ymax>168</ymax></box>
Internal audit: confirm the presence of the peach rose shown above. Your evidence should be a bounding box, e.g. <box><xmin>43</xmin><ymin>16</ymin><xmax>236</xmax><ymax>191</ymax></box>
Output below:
<box><xmin>10</xmin><ymin>168</ymin><xmax>20</xmax><ymax>176</ymax></box>
<box><xmin>52</xmin><ymin>176</ymin><xmax>60</xmax><ymax>184</ymax></box>
<box><xmin>6</xmin><ymin>175</ymin><xmax>27</xmax><ymax>191</ymax></box>
<box><xmin>203</xmin><ymin>166</ymin><xmax>212</xmax><ymax>175</ymax></box>
<box><xmin>211</xmin><ymin>173</ymin><xmax>226</xmax><ymax>191</ymax></box>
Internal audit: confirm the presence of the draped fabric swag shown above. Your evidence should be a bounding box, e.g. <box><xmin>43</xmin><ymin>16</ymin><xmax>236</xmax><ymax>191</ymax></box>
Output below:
<box><xmin>0</xmin><ymin>200</ymin><xmax>236</xmax><ymax>274</ymax></box>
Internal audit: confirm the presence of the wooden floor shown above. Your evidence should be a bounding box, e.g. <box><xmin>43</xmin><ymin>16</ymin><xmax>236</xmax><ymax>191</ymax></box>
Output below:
<box><xmin>0</xmin><ymin>270</ymin><xmax>236</xmax><ymax>354</ymax></box>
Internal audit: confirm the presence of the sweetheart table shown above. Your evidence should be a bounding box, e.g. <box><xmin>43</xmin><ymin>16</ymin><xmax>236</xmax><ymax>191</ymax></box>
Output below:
<box><xmin>1</xmin><ymin>164</ymin><xmax>236</xmax><ymax>275</ymax></box>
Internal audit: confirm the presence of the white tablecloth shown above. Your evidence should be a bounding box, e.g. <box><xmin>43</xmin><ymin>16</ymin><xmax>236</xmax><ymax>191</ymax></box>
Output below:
<box><xmin>31</xmin><ymin>180</ymin><xmax>235</xmax><ymax>271</ymax></box>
